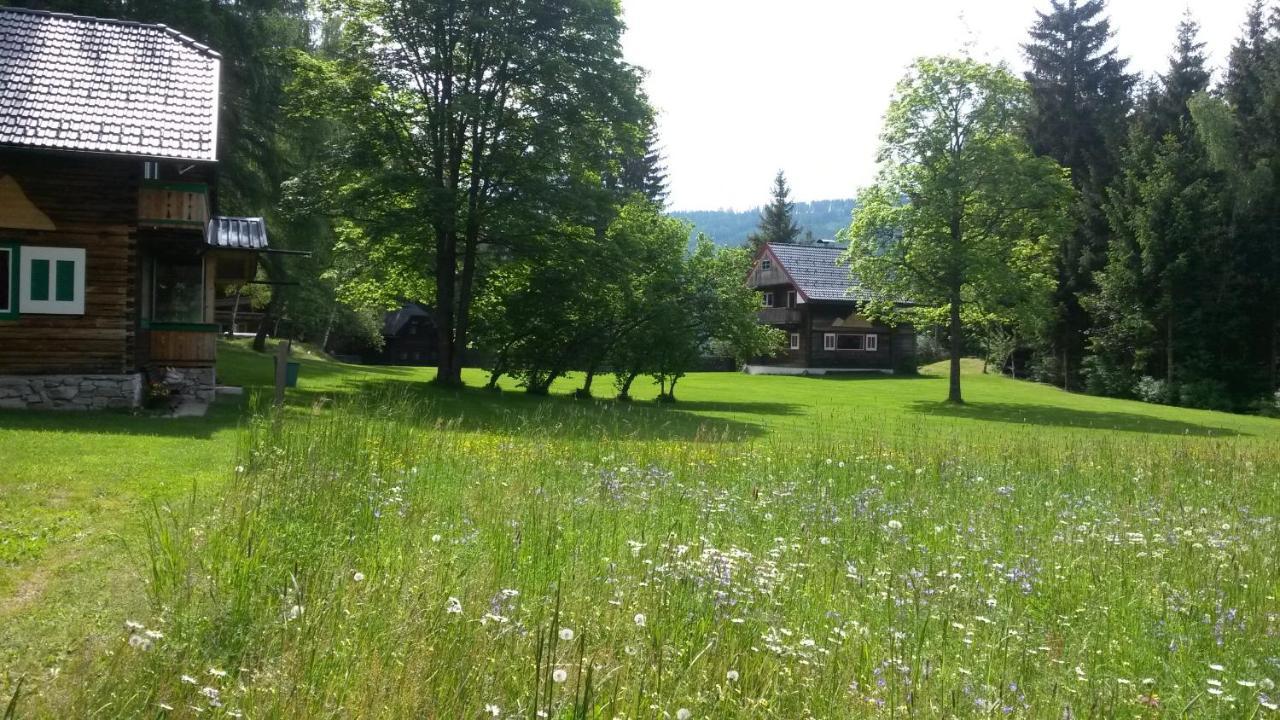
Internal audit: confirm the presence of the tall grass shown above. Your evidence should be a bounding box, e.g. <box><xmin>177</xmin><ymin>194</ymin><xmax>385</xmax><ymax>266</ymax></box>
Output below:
<box><xmin>69</xmin><ymin>391</ymin><xmax>1280</xmax><ymax>718</ymax></box>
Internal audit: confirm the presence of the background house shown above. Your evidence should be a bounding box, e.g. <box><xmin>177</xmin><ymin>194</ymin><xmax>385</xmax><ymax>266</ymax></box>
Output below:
<box><xmin>0</xmin><ymin>7</ymin><xmax>264</xmax><ymax>409</ymax></box>
<box><xmin>365</xmin><ymin>302</ymin><xmax>439</xmax><ymax>366</ymax></box>
<box><xmin>746</xmin><ymin>242</ymin><xmax>915</xmax><ymax>374</ymax></box>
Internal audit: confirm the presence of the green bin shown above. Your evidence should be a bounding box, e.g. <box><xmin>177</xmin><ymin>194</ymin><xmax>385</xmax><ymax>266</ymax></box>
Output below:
<box><xmin>274</xmin><ymin>358</ymin><xmax>301</xmax><ymax>387</ymax></box>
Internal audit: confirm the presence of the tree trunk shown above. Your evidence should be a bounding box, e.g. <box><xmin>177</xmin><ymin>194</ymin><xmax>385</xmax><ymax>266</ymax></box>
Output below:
<box><xmin>578</xmin><ymin>368</ymin><xmax>597</xmax><ymax>397</ymax></box>
<box><xmin>1166</xmin><ymin>311</ymin><xmax>1175</xmax><ymax>388</ymax></box>
<box><xmin>618</xmin><ymin>371</ymin><xmax>638</xmax><ymax>401</ymax></box>
<box><xmin>948</xmin><ymin>291</ymin><xmax>963</xmax><ymax>404</ymax></box>
<box><xmin>434</xmin><ymin>229</ymin><xmax>460</xmax><ymax>387</ymax></box>
<box><xmin>320</xmin><ymin>305</ymin><xmax>337</xmax><ymax>354</ymax></box>
<box><xmin>252</xmin><ymin>294</ymin><xmax>280</xmax><ymax>353</ymax></box>
<box><xmin>229</xmin><ymin>286</ymin><xmax>241</xmax><ymax>337</ymax></box>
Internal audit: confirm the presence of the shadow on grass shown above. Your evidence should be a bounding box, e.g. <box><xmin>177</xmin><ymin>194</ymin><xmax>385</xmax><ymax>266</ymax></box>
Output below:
<box><xmin>908</xmin><ymin>400</ymin><xmax>1246</xmax><ymax>437</ymax></box>
<box><xmin>0</xmin><ymin>399</ymin><xmax>244</xmax><ymax>440</ymax></box>
<box><xmin>286</xmin><ymin>379</ymin><xmax>778</xmax><ymax>442</ymax></box>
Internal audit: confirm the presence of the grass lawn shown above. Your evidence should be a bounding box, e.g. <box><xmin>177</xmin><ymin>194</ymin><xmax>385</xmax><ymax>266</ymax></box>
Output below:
<box><xmin>2</xmin><ymin>340</ymin><xmax>1278</xmax><ymax>717</ymax></box>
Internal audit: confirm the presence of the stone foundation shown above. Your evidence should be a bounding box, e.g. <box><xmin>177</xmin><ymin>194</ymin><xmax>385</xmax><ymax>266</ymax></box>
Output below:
<box><xmin>0</xmin><ymin>373</ymin><xmax>143</xmax><ymax>410</ymax></box>
<box><xmin>154</xmin><ymin>366</ymin><xmax>216</xmax><ymax>404</ymax></box>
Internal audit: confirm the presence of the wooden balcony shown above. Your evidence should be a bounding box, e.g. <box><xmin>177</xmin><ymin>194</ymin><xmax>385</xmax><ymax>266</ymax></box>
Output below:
<box><xmin>148</xmin><ymin>323</ymin><xmax>218</xmax><ymax>367</ymax></box>
<box><xmin>758</xmin><ymin>307</ymin><xmax>801</xmax><ymax>325</ymax></box>
<box><xmin>138</xmin><ymin>181</ymin><xmax>209</xmax><ymax>229</ymax></box>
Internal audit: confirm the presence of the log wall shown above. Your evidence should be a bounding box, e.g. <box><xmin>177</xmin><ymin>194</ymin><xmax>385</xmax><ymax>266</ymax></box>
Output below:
<box><xmin>0</xmin><ymin>150</ymin><xmax>139</xmax><ymax>374</ymax></box>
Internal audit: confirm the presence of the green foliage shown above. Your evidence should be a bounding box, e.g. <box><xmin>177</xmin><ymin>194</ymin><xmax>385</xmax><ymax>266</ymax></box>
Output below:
<box><xmin>846</xmin><ymin>56</ymin><xmax>1074</xmax><ymax>403</ymax></box>
<box><xmin>287</xmin><ymin>0</ymin><xmax>651</xmax><ymax>385</ymax></box>
<box><xmin>1022</xmin><ymin>0</ymin><xmax>1134</xmax><ymax>389</ymax></box>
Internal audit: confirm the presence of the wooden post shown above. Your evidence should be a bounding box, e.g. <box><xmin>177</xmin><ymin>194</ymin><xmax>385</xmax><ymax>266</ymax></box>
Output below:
<box><xmin>274</xmin><ymin>339</ymin><xmax>290</xmax><ymax>407</ymax></box>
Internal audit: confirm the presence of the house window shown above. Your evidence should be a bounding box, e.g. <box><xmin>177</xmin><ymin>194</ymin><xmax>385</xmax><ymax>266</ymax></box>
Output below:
<box><xmin>152</xmin><ymin>257</ymin><xmax>204</xmax><ymax>322</ymax></box>
<box><xmin>823</xmin><ymin>333</ymin><xmax>836</xmax><ymax>351</ymax></box>
<box><xmin>866</xmin><ymin>333</ymin><xmax>879</xmax><ymax>351</ymax></box>
<box><xmin>762</xmin><ymin>292</ymin><xmax>774</xmax><ymax>307</ymax></box>
<box><xmin>0</xmin><ymin>244</ymin><xmax>16</xmax><ymax>319</ymax></box>
<box><xmin>19</xmin><ymin>246</ymin><xmax>85</xmax><ymax>315</ymax></box>
<box><xmin>837</xmin><ymin>334</ymin><xmax>866</xmax><ymax>350</ymax></box>
<box><xmin>786</xmin><ymin>290</ymin><xmax>797</xmax><ymax>307</ymax></box>
<box><xmin>143</xmin><ymin>161</ymin><xmax>160</xmax><ymax>179</ymax></box>
<box><xmin>761</xmin><ymin>259</ymin><xmax>772</xmax><ymax>270</ymax></box>
<box><xmin>790</xmin><ymin>332</ymin><xmax>800</xmax><ymax>350</ymax></box>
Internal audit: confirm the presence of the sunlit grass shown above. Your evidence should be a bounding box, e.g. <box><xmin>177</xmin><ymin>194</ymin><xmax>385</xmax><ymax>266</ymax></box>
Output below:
<box><xmin>69</xmin><ymin>388</ymin><xmax>1280</xmax><ymax>718</ymax></box>
<box><xmin>4</xmin><ymin>342</ymin><xmax>1280</xmax><ymax>717</ymax></box>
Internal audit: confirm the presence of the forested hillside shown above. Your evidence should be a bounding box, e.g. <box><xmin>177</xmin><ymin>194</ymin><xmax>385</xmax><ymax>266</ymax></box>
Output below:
<box><xmin>671</xmin><ymin>199</ymin><xmax>855</xmax><ymax>247</ymax></box>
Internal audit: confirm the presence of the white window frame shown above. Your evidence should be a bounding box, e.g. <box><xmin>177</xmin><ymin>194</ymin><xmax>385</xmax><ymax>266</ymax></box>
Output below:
<box><xmin>761</xmin><ymin>259</ymin><xmax>772</xmax><ymax>270</ymax></box>
<box><xmin>143</xmin><ymin>161</ymin><xmax>160</xmax><ymax>180</ymax></box>
<box><xmin>762</xmin><ymin>291</ymin><xmax>774</xmax><ymax>308</ymax></box>
<box><xmin>20</xmin><ymin>246</ymin><xmax>85</xmax><ymax>315</ymax></box>
<box><xmin>826</xmin><ymin>333</ymin><xmax>877</xmax><ymax>352</ymax></box>
<box><xmin>0</xmin><ymin>245</ymin><xmax>16</xmax><ymax>317</ymax></box>
<box><xmin>789</xmin><ymin>332</ymin><xmax>800</xmax><ymax>350</ymax></box>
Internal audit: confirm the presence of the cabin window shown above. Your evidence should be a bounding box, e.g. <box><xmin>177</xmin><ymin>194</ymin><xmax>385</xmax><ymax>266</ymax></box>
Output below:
<box><xmin>143</xmin><ymin>161</ymin><xmax>160</xmax><ymax>180</ymax></box>
<box><xmin>789</xmin><ymin>333</ymin><xmax>800</xmax><ymax>350</ymax></box>
<box><xmin>0</xmin><ymin>245</ymin><xmax>16</xmax><ymax>319</ymax></box>
<box><xmin>824</xmin><ymin>333</ymin><xmax>876</xmax><ymax>351</ymax></box>
<box><xmin>762</xmin><ymin>292</ymin><xmax>774</xmax><ymax>307</ymax></box>
<box><xmin>761</xmin><ymin>259</ymin><xmax>772</xmax><ymax>271</ymax></box>
<box><xmin>151</xmin><ymin>257</ymin><xmax>204</xmax><ymax>323</ymax></box>
<box><xmin>786</xmin><ymin>290</ymin><xmax>797</xmax><ymax>307</ymax></box>
<box><xmin>19</xmin><ymin>246</ymin><xmax>85</xmax><ymax>315</ymax></box>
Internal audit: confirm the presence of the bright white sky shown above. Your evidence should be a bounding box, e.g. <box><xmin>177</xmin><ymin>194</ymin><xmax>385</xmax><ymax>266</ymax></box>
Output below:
<box><xmin>620</xmin><ymin>0</ymin><xmax>1258</xmax><ymax>211</ymax></box>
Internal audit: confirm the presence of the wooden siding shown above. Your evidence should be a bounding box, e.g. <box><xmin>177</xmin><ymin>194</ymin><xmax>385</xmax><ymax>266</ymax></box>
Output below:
<box><xmin>138</xmin><ymin>181</ymin><xmax>209</xmax><ymax>228</ymax></box>
<box><xmin>149</xmin><ymin>328</ymin><xmax>217</xmax><ymax>366</ymax></box>
<box><xmin>0</xmin><ymin>151</ymin><xmax>139</xmax><ymax>374</ymax></box>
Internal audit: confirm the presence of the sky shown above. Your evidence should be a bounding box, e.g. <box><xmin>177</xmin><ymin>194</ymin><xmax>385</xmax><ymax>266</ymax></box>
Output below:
<box><xmin>620</xmin><ymin>0</ymin><xmax>1259</xmax><ymax>211</ymax></box>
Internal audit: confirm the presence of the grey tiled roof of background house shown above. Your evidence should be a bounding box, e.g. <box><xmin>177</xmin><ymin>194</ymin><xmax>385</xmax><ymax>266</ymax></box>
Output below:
<box><xmin>0</xmin><ymin>7</ymin><xmax>220</xmax><ymax>161</ymax></box>
<box><xmin>766</xmin><ymin>243</ymin><xmax>872</xmax><ymax>302</ymax></box>
<box><xmin>207</xmin><ymin>216</ymin><xmax>268</xmax><ymax>251</ymax></box>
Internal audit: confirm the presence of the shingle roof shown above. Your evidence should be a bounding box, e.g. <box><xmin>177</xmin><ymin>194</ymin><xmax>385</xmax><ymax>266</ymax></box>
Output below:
<box><xmin>207</xmin><ymin>216</ymin><xmax>268</xmax><ymax>251</ymax></box>
<box><xmin>766</xmin><ymin>243</ymin><xmax>871</xmax><ymax>303</ymax></box>
<box><xmin>383</xmin><ymin>302</ymin><xmax>433</xmax><ymax>336</ymax></box>
<box><xmin>0</xmin><ymin>7</ymin><xmax>220</xmax><ymax>161</ymax></box>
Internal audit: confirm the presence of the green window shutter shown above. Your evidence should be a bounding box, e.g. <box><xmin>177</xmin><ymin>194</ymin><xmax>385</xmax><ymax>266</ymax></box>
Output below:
<box><xmin>55</xmin><ymin>259</ymin><xmax>75</xmax><ymax>302</ymax></box>
<box><xmin>30</xmin><ymin>258</ymin><xmax>49</xmax><ymax>301</ymax></box>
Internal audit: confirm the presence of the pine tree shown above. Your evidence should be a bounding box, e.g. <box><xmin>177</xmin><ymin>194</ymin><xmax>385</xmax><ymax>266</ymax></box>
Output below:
<box><xmin>1023</xmin><ymin>0</ymin><xmax>1134</xmax><ymax>389</ymax></box>
<box><xmin>1090</xmin><ymin>15</ymin><xmax>1229</xmax><ymax>405</ymax></box>
<box><xmin>747</xmin><ymin>171</ymin><xmax>801</xmax><ymax>253</ymax></box>
<box><xmin>619</xmin><ymin>118</ymin><xmax>669</xmax><ymax>207</ymax></box>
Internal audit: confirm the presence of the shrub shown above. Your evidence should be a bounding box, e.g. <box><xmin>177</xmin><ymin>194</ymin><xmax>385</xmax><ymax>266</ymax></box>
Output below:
<box><xmin>1081</xmin><ymin>355</ymin><xmax>1135</xmax><ymax>398</ymax></box>
<box><xmin>1177</xmin><ymin>379</ymin><xmax>1234</xmax><ymax>412</ymax></box>
<box><xmin>1135</xmin><ymin>376</ymin><xmax>1171</xmax><ymax>405</ymax></box>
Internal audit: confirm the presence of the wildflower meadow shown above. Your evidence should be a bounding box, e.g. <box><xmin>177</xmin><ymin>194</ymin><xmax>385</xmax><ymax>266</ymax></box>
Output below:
<box><xmin>56</xmin><ymin>379</ymin><xmax>1280</xmax><ymax>719</ymax></box>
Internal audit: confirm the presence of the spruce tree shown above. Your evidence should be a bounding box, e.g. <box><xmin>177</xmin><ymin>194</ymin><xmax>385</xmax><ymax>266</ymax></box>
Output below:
<box><xmin>1023</xmin><ymin>0</ymin><xmax>1134</xmax><ymax>389</ymax></box>
<box><xmin>747</xmin><ymin>171</ymin><xmax>802</xmax><ymax>253</ymax></box>
<box><xmin>1091</xmin><ymin>15</ymin><xmax>1229</xmax><ymax>404</ymax></box>
<box><xmin>620</xmin><ymin>119</ymin><xmax>669</xmax><ymax>208</ymax></box>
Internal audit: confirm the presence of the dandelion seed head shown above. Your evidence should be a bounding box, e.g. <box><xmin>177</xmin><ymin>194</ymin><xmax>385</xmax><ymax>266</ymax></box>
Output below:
<box><xmin>552</xmin><ymin>668</ymin><xmax>568</xmax><ymax>683</ymax></box>
<box><xmin>634</xmin><ymin>613</ymin><xmax>646</xmax><ymax>627</ymax></box>
<box><xmin>559</xmin><ymin>627</ymin><xmax>574</xmax><ymax>641</ymax></box>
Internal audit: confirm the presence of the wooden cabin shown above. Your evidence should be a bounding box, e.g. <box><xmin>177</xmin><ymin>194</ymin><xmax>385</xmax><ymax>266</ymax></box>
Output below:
<box><xmin>746</xmin><ymin>242</ymin><xmax>915</xmax><ymax>374</ymax></box>
<box><xmin>0</xmin><ymin>7</ymin><xmax>266</xmax><ymax>409</ymax></box>
<box><xmin>367</xmin><ymin>302</ymin><xmax>439</xmax><ymax>366</ymax></box>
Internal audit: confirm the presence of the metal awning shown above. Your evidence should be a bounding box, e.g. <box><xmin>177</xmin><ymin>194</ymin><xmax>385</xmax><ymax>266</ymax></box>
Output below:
<box><xmin>206</xmin><ymin>216</ymin><xmax>268</xmax><ymax>251</ymax></box>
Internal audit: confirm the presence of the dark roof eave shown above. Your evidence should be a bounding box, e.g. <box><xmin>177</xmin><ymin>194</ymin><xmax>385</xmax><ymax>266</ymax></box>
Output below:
<box><xmin>0</xmin><ymin>141</ymin><xmax>218</xmax><ymax>164</ymax></box>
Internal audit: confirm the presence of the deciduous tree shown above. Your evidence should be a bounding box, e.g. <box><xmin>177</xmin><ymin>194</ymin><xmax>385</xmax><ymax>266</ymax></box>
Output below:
<box><xmin>845</xmin><ymin>57</ymin><xmax>1073</xmax><ymax>404</ymax></box>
